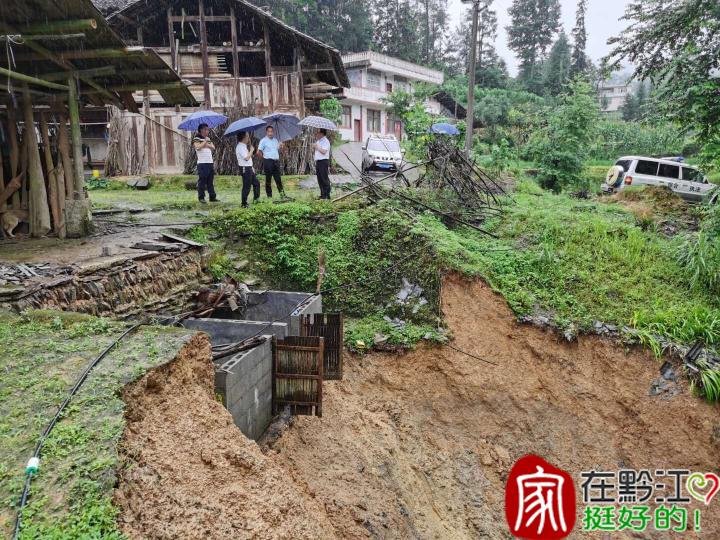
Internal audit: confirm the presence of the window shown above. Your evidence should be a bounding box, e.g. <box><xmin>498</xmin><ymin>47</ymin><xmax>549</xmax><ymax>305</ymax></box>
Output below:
<box><xmin>658</xmin><ymin>163</ymin><xmax>680</xmax><ymax>179</ymax></box>
<box><xmin>341</xmin><ymin>106</ymin><xmax>351</xmax><ymax>128</ymax></box>
<box><xmin>367</xmin><ymin>109</ymin><xmax>381</xmax><ymax>133</ymax></box>
<box><xmin>635</xmin><ymin>160</ymin><xmax>659</xmax><ymax>175</ymax></box>
<box><xmin>682</xmin><ymin>167</ymin><xmax>704</xmax><ymax>183</ymax></box>
<box><xmin>367</xmin><ymin>139</ymin><xmax>401</xmax><ymax>152</ymax></box>
<box><xmin>614</xmin><ymin>159</ymin><xmax>632</xmax><ymax>172</ymax></box>
<box><xmin>348</xmin><ymin>69</ymin><xmax>362</xmax><ymax>87</ymax></box>
<box><xmin>367</xmin><ymin>70</ymin><xmax>381</xmax><ymax>89</ymax></box>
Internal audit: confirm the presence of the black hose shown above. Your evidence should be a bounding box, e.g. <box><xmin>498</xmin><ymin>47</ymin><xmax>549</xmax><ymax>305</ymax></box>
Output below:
<box><xmin>12</xmin><ymin>322</ymin><xmax>142</xmax><ymax>540</ymax></box>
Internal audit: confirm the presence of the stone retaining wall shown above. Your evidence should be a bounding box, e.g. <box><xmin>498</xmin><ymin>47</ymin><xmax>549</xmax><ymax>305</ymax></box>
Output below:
<box><xmin>3</xmin><ymin>250</ymin><xmax>206</xmax><ymax>318</ymax></box>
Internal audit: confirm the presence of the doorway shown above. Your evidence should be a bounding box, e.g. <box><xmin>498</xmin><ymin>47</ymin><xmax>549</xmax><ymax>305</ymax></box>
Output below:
<box><xmin>353</xmin><ymin>119</ymin><xmax>362</xmax><ymax>142</ymax></box>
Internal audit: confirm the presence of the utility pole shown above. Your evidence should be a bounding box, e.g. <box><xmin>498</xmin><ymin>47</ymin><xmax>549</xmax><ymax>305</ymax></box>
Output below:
<box><xmin>461</xmin><ymin>0</ymin><xmax>487</xmax><ymax>156</ymax></box>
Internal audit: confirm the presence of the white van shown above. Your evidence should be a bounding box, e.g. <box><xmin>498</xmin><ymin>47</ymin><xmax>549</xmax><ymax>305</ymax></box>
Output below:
<box><xmin>603</xmin><ymin>156</ymin><xmax>717</xmax><ymax>203</ymax></box>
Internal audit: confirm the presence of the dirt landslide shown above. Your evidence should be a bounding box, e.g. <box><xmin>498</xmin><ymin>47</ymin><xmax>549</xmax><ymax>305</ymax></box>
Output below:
<box><xmin>116</xmin><ymin>276</ymin><xmax>720</xmax><ymax>539</ymax></box>
<box><xmin>114</xmin><ymin>334</ymin><xmax>336</xmax><ymax>539</ymax></box>
<box><xmin>272</xmin><ymin>275</ymin><xmax>720</xmax><ymax>539</ymax></box>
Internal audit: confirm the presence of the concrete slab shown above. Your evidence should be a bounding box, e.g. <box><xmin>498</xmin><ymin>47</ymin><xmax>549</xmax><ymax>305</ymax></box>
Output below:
<box><xmin>181</xmin><ymin>317</ymin><xmax>288</xmax><ymax>344</ymax></box>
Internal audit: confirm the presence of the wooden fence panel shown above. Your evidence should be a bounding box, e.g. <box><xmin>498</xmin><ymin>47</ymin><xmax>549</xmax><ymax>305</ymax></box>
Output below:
<box><xmin>273</xmin><ymin>336</ymin><xmax>324</xmax><ymax>417</ymax></box>
<box><xmin>301</xmin><ymin>313</ymin><xmax>343</xmax><ymax>380</ymax></box>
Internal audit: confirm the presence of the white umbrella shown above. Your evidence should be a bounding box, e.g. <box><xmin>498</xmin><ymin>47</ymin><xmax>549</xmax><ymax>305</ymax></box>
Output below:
<box><xmin>298</xmin><ymin>115</ymin><xmax>338</xmax><ymax>131</ymax></box>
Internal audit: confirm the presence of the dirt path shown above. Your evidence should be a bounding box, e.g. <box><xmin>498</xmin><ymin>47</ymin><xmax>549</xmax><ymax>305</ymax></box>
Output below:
<box><xmin>272</xmin><ymin>275</ymin><xmax>720</xmax><ymax>539</ymax></box>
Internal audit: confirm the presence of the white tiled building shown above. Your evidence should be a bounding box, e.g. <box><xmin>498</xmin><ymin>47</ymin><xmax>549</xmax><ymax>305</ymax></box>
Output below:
<box><xmin>338</xmin><ymin>51</ymin><xmax>447</xmax><ymax>142</ymax></box>
<box><xmin>597</xmin><ymin>82</ymin><xmax>632</xmax><ymax>114</ymax></box>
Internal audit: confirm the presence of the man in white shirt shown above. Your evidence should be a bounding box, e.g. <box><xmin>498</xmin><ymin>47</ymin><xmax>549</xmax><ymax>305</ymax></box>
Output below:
<box><xmin>193</xmin><ymin>123</ymin><xmax>217</xmax><ymax>203</ymax></box>
<box><xmin>235</xmin><ymin>131</ymin><xmax>260</xmax><ymax>207</ymax></box>
<box><xmin>313</xmin><ymin>129</ymin><xmax>331</xmax><ymax>200</ymax></box>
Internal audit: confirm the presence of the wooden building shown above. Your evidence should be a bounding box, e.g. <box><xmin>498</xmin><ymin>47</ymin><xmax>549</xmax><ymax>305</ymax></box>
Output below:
<box><xmin>0</xmin><ymin>0</ymin><xmax>194</xmax><ymax>238</ymax></box>
<box><xmin>99</xmin><ymin>0</ymin><xmax>350</xmax><ymax>173</ymax></box>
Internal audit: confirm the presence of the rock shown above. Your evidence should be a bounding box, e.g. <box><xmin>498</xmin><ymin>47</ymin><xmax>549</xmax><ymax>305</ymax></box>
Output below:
<box><xmin>127</xmin><ymin>177</ymin><xmax>151</xmax><ymax>190</ymax></box>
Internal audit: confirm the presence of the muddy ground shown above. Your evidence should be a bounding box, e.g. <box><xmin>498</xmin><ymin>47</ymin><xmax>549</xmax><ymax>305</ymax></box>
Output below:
<box><xmin>117</xmin><ymin>275</ymin><xmax>720</xmax><ymax>539</ymax></box>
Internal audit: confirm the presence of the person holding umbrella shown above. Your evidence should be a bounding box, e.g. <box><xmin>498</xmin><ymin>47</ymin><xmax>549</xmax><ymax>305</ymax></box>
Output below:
<box><xmin>235</xmin><ymin>131</ymin><xmax>260</xmax><ymax>208</ymax></box>
<box><xmin>194</xmin><ymin>123</ymin><xmax>218</xmax><ymax>203</ymax></box>
<box><xmin>179</xmin><ymin>111</ymin><xmax>227</xmax><ymax>204</ymax></box>
<box><xmin>313</xmin><ymin>129</ymin><xmax>332</xmax><ymax>200</ymax></box>
<box><xmin>257</xmin><ymin>126</ymin><xmax>287</xmax><ymax>199</ymax></box>
<box><xmin>299</xmin><ymin>115</ymin><xmax>339</xmax><ymax>200</ymax></box>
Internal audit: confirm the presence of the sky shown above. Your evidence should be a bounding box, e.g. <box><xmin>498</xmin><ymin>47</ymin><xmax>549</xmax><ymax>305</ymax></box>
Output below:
<box><xmin>447</xmin><ymin>0</ymin><xmax>631</xmax><ymax>75</ymax></box>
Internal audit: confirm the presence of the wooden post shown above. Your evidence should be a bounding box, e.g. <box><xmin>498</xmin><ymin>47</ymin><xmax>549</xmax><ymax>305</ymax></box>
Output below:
<box><xmin>51</xmin><ymin>116</ymin><xmax>67</xmax><ymax>237</ymax></box>
<box><xmin>56</xmin><ymin>111</ymin><xmax>74</xmax><ymax>199</ymax></box>
<box><xmin>167</xmin><ymin>7</ymin><xmax>177</xmax><ymax>72</ymax></box>
<box><xmin>6</xmin><ymin>108</ymin><xmax>20</xmax><ymax>209</ymax></box>
<box><xmin>39</xmin><ymin>113</ymin><xmax>61</xmax><ymax>236</ymax></box>
<box><xmin>143</xmin><ymin>91</ymin><xmax>154</xmax><ymax>173</ymax></box>
<box><xmin>67</xmin><ymin>76</ymin><xmax>85</xmax><ymax>198</ymax></box>
<box><xmin>262</xmin><ymin>20</ymin><xmax>273</xmax><ymax>110</ymax></box>
<box><xmin>19</xmin><ymin>130</ymin><xmax>28</xmax><ymax>209</ymax></box>
<box><xmin>0</xmin><ymin>138</ymin><xmax>5</xmax><ymax>213</ymax></box>
<box><xmin>295</xmin><ymin>47</ymin><xmax>305</xmax><ymax>117</ymax></box>
<box><xmin>230</xmin><ymin>6</ymin><xmax>239</xmax><ymax>105</ymax></box>
<box><xmin>21</xmin><ymin>84</ymin><xmax>51</xmax><ymax>237</ymax></box>
<box><xmin>198</xmin><ymin>0</ymin><xmax>211</xmax><ymax>106</ymax></box>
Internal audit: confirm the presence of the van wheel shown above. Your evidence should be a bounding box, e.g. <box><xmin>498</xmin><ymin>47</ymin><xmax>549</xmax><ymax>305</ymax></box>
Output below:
<box><xmin>606</xmin><ymin>165</ymin><xmax>624</xmax><ymax>188</ymax></box>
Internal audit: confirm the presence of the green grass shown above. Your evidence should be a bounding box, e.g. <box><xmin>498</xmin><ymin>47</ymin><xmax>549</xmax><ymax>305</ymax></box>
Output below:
<box><xmin>90</xmin><ymin>174</ymin><xmax>324</xmax><ymax>211</ymax></box>
<box><xmin>0</xmin><ymin>310</ymin><xmax>193</xmax><ymax>538</ymax></box>
<box><xmin>201</xmin><ymin>179</ymin><xmax>720</xmax><ymax>353</ymax></box>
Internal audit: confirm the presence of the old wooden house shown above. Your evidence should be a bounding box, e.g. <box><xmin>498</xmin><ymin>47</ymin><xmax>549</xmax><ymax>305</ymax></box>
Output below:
<box><xmin>96</xmin><ymin>0</ymin><xmax>349</xmax><ymax>173</ymax></box>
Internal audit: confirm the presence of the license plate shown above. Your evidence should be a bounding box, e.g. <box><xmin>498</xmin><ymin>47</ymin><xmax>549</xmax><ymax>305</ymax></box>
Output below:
<box><xmin>377</xmin><ymin>163</ymin><xmax>392</xmax><ymax>169</ymax></box>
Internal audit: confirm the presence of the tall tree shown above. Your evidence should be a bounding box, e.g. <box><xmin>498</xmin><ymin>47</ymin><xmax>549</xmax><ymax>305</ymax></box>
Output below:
<box><xmin>372</xmin><ymin>0</ymin><xmax>423</xmax><ymax>62</ymax></box>
<box><xmin>260</xmin><ymin>0</ymin><xmax>373</xmax><ymax>53</ymax></box>
<box><xmin>570</xmin><ymin>0</ymin><xmax>588</xmax><ymax>75</ymax></box>
<box><xmin>542</xmin><ymin>31</ymin><xmax>572</xmax><ymax>95</ymax></box>
<box><xmin>420</xmin><ymin>0</ymin><xmax>450</xmax><ymax>66</ymax></box>
<box><xmin>446</xmin><ymin>3</ymin><xmax>508</xmax><ymax>87</ymax></box>
<box><xmin>506</xmin><ymin>0</ymin><xmax>562</xmax><ymax>93</ymax></box>
<box><xmin>606</xmin><ymin>0</ymin><xmax>720</xmax><ymax>165</ymax></box>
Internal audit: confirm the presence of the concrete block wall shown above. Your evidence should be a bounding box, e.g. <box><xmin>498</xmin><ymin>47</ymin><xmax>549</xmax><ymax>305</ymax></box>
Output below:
<box><xmin>211</xmin><ymin>291</ymin><xmax>322</xmax><ymax>336</ymax></box>
<box><xmin>182</xmin><ymin>318</ymin><xmax>288</xmax><ymax>344</ymax></box>
<box><xmin>215</xmin><ymin>337</ymin><xmax>274</xmax><ymax>441</ymax></box>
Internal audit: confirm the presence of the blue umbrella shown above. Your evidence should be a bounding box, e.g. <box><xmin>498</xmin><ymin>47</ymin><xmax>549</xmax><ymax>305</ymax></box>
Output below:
<box><xmin>223</xmin><ymin>117</ymin><xmax>267</xmax><ymax>138</ymax></box>
<box><xmin>178</xmin><ymin>110</ymin><xmax>228</xmax><ymax>131</ymax></box>
<box><xmin>429</xmin><ymin>122</ymin><xmax>460</xmax><ymax>135</ymax></box>
<box><xmin>256</xmin><ymin>112</ymin><xmax>301</xmax><ymax>142</ymax></box>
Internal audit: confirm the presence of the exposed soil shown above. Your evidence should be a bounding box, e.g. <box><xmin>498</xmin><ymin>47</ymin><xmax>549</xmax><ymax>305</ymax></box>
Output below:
<box><xmin>272</xmin><ymin>275</ymin><xmax>720</xmax><ymax>538</ymax></box>
<box><xmin>609</xmin><ymin>185</ymin><xmax>698</xmax><ymax>234</ymax></box>
<box><xmin>115</xmin><ymin>334</ymin><xmax>336</xmax><ymax>539</ymax></box>
<box><xmin>116</xmin><ymin>276</ymin><xmax>720</xmax><ymax>539</ymax></box>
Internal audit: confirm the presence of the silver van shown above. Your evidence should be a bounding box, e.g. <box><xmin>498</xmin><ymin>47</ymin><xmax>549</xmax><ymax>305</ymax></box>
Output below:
<box><xmin>603</xmin><ymin>156</ymin><xmax>717</xmax><ymax>203</ymax></box>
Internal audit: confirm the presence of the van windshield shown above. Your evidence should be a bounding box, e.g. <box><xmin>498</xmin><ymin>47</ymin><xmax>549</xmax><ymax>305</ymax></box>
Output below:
<box><xmin>368</xmin><ymin>140</ymin><xmax>401</xmax><ymax>152</ymax></box>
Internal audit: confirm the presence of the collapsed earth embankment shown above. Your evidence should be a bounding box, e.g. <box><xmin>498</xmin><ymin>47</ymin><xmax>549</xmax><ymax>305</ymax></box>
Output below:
<box><xmin>116</xmin><ymin>275</ymin><xmax>720</xmax><ymax>539</ymax></box>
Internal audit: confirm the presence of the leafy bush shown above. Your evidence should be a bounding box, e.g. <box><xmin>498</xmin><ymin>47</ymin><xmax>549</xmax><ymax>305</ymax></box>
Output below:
<box><xmin>211</xmin><ymin>201</ymin><xmax>442</xmax><ymax>318</ymax></box>
<box><xmin>528</xmin><ymin>79</ymin><xmax>599</xmax><ymax>193</ymax></box>
<box><xmin>319</xmin><ymin>97</ymin><xmax>342</xmax><ymax>126</ymax></box>
<box><xmin>677</xmin><ymin>202</ymin><xmax>720</xmax><ymax>297</ymax></box>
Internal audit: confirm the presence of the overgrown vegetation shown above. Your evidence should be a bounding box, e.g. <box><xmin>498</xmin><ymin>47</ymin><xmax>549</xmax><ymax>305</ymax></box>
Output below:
<box><xmin>202</xmin><ymin>182</ymin><xmax>720</xmax><ymax>359</ymax></box>
<box><xmin>0</xmin><ymin>311</ymin><xmax>192</xmax><ymax>538</ymax></box>
<box><xmin>205</xmin><ymin>201</ymin><xmax>444</xmax><ymax>349</ymax></box>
